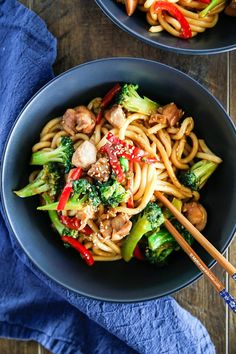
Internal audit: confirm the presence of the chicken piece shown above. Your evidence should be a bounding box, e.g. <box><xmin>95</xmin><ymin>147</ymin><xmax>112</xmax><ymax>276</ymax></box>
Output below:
<box><xmin>111</xmin><ymin>213</ymin><xmax>132</xmax><ymax>241</ymax></box>
<box><xmin>149</xmin><ymin>103</ymin><xmax>183</xmax><ymax>127</ymax></box>
<box><xmin>76</xmin><ymin>205</ymin><xmax>95</xmax><ymax>230</ymax></box>
<box><xmin>104</xmin><ymin>104</ymin><xmax>126</xmax><ymax>128</ymax></box>
<box><xmin>62</xmin><ymin>106</ymin><xmax>96</xmax><ymax>136</ymax></box>
<box><xmin>149</xmin><ymin>113</ymin><xmax>167</xmax><ymax>126</ymax></box>
<box><xmin>183</xmin><ymin>201</ymin><xmax>207</xmax><ymax>231</ymax></box>
<box><xmin>72</xmin><ymin>141</ymin><xmax>97</xmax><ymax>170</ymax></box>
<box><xmin>100</xmin><ymin>219</ymin><xmax>113</xmax><ymax>239</ymax></box>
<box><xmin>87</xmin><ymin>157</ymin><xmax>111</xmax><ymax>183</ymax></box>
<box><xmin>100</xmin><ymin>213</ymin><xmax>132</xmax><ymax>241</ymax></box>
<box><xmin>224</xmin><ymin>0</ymin><xmax>236</xmax><ymax>16</ymax></box>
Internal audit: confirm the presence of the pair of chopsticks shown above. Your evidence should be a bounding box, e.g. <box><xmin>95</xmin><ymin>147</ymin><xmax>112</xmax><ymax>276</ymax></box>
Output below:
<box><xmin>154</xmin><ymin>191</ymin><xmax>236</xmax><ymax>314</ymax></box>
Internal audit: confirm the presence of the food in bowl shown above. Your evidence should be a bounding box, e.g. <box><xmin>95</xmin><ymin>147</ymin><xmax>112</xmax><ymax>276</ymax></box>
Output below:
<box><xmin>116</xmin><ymin>0</ymin><xmax>235</xmax><ymax>39</ymax></box>
<box><xmin>14</xmin><ymin>83</ymin><xmax>222</xmax><ymax>267</ymax></box>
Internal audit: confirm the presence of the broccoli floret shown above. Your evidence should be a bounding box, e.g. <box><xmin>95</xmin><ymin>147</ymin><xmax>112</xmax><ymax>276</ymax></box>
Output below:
<box><xmin>145</xmin><ymin>228</ymin><xmax>177</xmax><ymax>266</ymax></box>
<box><xmin>117</xmin><ymin>84</ymin><xmax>159</xmax><ymax>115</ymax></box>
<box><xmin>62</xmin><ymin>227</ymin><xmax>78</xmax><ymax>239</ymax></box>
<box><xmin>122</xmin><ymin>202</ymin><xmax>165</xmax><ymax>262</ymax></box>
<box><xmin>31</xmin><ymin>136</ymin><xmax>74</xmax><ymax>173</ymax></box>
<box><xmin>148</xmin><ymin>228</ymin><xmax>177</xmax><ymax>251</ymax></box>
<box><xmin>73</xmin><ymin>179</ymin><xmax>100</xmax><ymax>207</ymax></box>
<box><xmin>37</xmin><ymin>178</ymin><xmax>100</xmax><ymax>211</ymax></box>
<box><xmin>99</xmin><ymin>179</ymin><xmax>129</xmax><ymax>208</ymax></box>
<box><xmin>41</xmin><ymin>193</ymin><xmax>78</xmax><ymax>238</ymax></box>
<box><xmin>179</xmin><ymin>160</ymin><xmax>218</xmax><ymax>191</ymax></box>
<box><xmin>145</xmin><ymin>245</ymin><xmax>175</xmax><ymax>266</ymax></box>
<box><xmin>14</xmin><ymin>163</ymin><xmax>61</xmax><ymax>199</ymax></box>
<box><xmin>171</xmin><ymin>219</ymin><xmax>194</xmax><ymax>247</ymax></box>
<box><xmin>145</xmin><ymin>220</ymin><xmax>194</xmax><ymax>266</ymax></box>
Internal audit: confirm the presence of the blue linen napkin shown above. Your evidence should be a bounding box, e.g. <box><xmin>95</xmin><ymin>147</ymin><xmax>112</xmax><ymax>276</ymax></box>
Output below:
<box><xmin>0</xmin><ymin>1</ymin><xmax>216</xmax><ymax>353</ymax></box>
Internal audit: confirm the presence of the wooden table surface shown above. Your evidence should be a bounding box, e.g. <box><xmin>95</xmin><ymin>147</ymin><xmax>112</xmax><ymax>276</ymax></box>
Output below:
<box><xmin>1</xmin><ymin>1</ymin><xmax>235</xmax><ymax>353</ymax></box>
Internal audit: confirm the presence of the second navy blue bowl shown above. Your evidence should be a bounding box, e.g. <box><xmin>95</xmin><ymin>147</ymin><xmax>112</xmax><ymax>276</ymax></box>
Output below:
<box><xmin>96</xmin><ymin>0</ymin><xmax>236</xmax><ymax>55</ymax></box>
<box><xmin>1</xmin><ymin>58</ymin><xmax>236</xmax><ymax>302</ymax></box>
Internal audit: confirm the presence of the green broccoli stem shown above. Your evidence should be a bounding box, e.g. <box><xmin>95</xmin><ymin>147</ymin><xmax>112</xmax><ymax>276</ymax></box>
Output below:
<box><xmin>163</xmin><ymin>198</ymin><xmax>182</xmax><ymax>219</ymax></box>
<box><xmin>122</xmin><ymin>219</ymin><xmax>152</xmax><ymax>262</ymax></box>
<box><xmin>126</xmin><ymin>97</ymin><xmax>158</xmax><ymax>115</ymax></box>
<box><xmin>31</xmin><ymin>147</ymin><xmax>65</xmax><ymax>166</ymax></box>
<box><xmin>179</xmin><ymin>160</ymin><xmax>218</xmax><ymax>191</ymax></box>
<box><xmin>42</xmin><ymin>194</ymin><xmax>65</xmax><ymax>235</ymax></box>
<box><xmin>14</xmin><ymin>173</ymin><xmax>48</xmax><ymax>198</ymax></box>
<box><xmin>37</xmin><ymin>195</ymin><xmax>87</xmax><ymax>210</ymax></box>
<box><xmin>191</xmin><ymin>160</ymin><xmax>218</xmax><ymax>189</ymax></box>
<box><xmin>14</xmin><ymin>163</ymin><xmax>61</xmax><ymax>198</ymax></box>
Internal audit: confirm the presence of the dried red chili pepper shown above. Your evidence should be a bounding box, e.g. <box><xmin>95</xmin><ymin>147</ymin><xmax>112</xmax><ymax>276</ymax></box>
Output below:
<box><xmin>96</xmin><ymin>83</ymin><xmax>121</xmax><ymax>124</ymax></box>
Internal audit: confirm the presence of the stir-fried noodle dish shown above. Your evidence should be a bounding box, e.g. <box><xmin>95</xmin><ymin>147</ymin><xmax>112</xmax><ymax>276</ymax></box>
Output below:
<box><xmin>15</xmin><ymin>83</ymin><xmax>222</xmax><ymax>266</ymax></box>
<box><xmin>115</xmin><ymin>0</ymin><xmax>236</xmax><ymax>39</ymax></box>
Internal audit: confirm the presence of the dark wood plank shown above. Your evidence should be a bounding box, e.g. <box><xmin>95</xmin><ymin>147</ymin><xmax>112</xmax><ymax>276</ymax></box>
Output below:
<box><xmin>229</xmin><ymin>238</ymin><xmax>236</xmax><ymax>354</ymax></box>
<box><xmin>229</xmin><ymin>49</ymin><xmax>236</xmax><ymax>354</ymax></box>
<box><xmin>39</xmin><ymin>346</ymin><xmax>51</xmax><ymax>354</ymax></box>
<box><xmin>0</xmin><ymin>339</ymin><xmax>38</xmax><ymax>354</ymax></box>
<box><xmin>6</xmin><ymin>1</ymin><xmax>230</xmax><ymax>353</ymax></box>
<box><xmin>0</xmin><ymin>338</ymin><xmax>51</xmax><ymax>354</ymax></box>
<box><xmin>175</xmin><ymin>264</ymin><xmax>226</xmax><ymax>353</ymax></box>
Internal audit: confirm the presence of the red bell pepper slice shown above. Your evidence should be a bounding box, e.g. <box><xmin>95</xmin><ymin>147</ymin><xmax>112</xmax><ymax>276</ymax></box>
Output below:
<box><xmin>57</xmin><ymin>167</ymin><xmax>83</xmax><ymax>211</ymax></box>
<box><xmin>127</xmin><ymin>161</ymin><xmax>134</xmax><ymax>208</ymax></box>
<box><xmin>57</xmin><ymin>184</ymin><xmax>73</xmax><ymax>211</ymax></box>
<box><xmin>106</xmin><ymin>132</ymin><xmax>158</xmax><ymax>164</ymax></box>
<box><xmin>60</xmin><ymin>215</ymin><xmax>93</xmax><ymax>235</ymax></box>
<box><xmin>153</xmin><ymin>1</ymin><xmax>192</xmax><ymax>39</ymax></box>
<box><xmin>133</xmin><ymin>245</ymin><xmax>145</xmax><ymax>261</ymax></box>
<box><xmin>61</xmin><ymin>236</ymin><xmax>94</xmax><ymax>266</ymax></box>
<box><xmin>100</xmin><ymin>143</ymin><xmax>125</xmax><ymax>183</ymax></box>
<box><xmin>69</xmin><ymin>167</ymin><xmax>83</xmax><ymax>180</ymax></box>
<box><xmin>100</xmin><ymin>133</ymin><xmax>158</xmax><ymax>180</ymax></box>
<box><xmin>197</xmin><ymin>0</ymin><xmax>210</xmax><ymax>3</ymax></box>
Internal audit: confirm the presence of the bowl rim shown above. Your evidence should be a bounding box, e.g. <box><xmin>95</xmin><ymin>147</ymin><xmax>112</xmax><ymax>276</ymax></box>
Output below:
<box><xmin>95</xmin><ymin>0</ymin><xmax>236</xmax><ymax>55</ymax></box>
<box><xmin>1</xmin><ymin>57</ymin><xmax>236</xmax><ymax>302</ymax></box>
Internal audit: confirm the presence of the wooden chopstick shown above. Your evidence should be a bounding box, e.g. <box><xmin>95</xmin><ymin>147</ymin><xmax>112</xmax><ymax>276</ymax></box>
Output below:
<box><xmin>164</xmin><ymin>218</ymin><xmax>236</xmax><ymax>313</ymax></box>
<box><xmin>155</xmin><ymin>191</ymin><xmax>236</xmax><ymax>280</ymax></box>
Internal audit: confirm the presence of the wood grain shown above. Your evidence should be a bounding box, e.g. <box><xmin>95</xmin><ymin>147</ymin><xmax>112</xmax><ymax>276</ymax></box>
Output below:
<box><xmin>0</xmin><ymin>339</ymin><xmax>38</xmax><ymax>354</ymax></box>
<box><xmin>229</xmin><ymin>49</ymin><xmax>236</xmax><ymax>354</ymax></box>
<box><xmin>2</xmin><ymin>1</ymin><xmax>234</xmax><ymax>353</ymax></box>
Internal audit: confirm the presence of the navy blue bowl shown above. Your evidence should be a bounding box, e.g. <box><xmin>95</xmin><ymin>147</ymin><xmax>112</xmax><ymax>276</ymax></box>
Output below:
<box><xmin>96</xmin><ymin>0</ymin><xmax>236</xmax><ymax>55</ymax></box>
<box><xmin>1</xmin><ymin>58</ymin><xmax>236</xmax><ymax>302</ymax></box>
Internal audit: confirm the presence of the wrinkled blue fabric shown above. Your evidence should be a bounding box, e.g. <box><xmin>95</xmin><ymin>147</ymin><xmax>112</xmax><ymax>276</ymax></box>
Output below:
<box><xmin>0</xmin><ymin>1</ymin><xmax>216</xmax><ymax>353</ymax></box>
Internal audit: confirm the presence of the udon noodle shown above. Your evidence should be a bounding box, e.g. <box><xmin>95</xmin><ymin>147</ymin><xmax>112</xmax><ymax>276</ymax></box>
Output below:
<box><xmin>26</xmin><ymin>87</ymin><xmax>221</xmax><ymax>263</ymax></box>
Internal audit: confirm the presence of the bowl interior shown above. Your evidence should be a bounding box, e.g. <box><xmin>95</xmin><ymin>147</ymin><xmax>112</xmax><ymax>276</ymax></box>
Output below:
<box><xmin>96</xmin><ymin>0</ymin><xmax>236</xmax><ymax>54</ymax></box>
<box><xmin>2</xmin><ymin>58</ymin><xmax>236</xmax><ymax>302</ymax></box>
